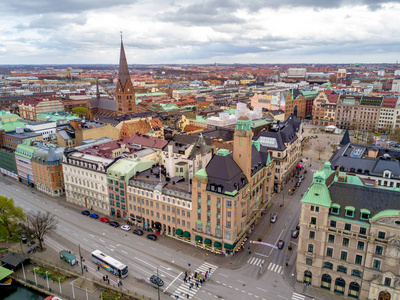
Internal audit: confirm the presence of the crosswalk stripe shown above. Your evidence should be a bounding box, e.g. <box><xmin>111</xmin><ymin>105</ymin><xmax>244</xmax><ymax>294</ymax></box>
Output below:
<box><xmin>292</xmin><ymin>292</ymin><xmax>305</xmax><ymax>300</ymax></box>
<box><xmin>255</xmin><ymin>258</ymin><xmax>261</xmax><ymax>266</ymax></box>
<box><xmin>261</xmin><ymin>260</ymin><xmax>265</xmax><ymax>267</ymax></box>
<box><xmin>276</xmin><ymin>266</ymin><xmax>282</xmax><ymax>274</ymax></box>
<box><xmin>247</xmin><ymin>258</ymin><xmax>252</xmax><ymax>263</ymax></box>
<box><xmin>249</xmin><ymin>257</ymin><xmax>256</xmax><ymax>264</ymax></box>
<box><xmin>267</xmin><ymin>262</ymin><xmax>273</xmax><ymax>270</ymax></box>
<box><xmin>274</xmin><ymin>264</ymin><xmax>280</xmax><ymax>272</ymax></box>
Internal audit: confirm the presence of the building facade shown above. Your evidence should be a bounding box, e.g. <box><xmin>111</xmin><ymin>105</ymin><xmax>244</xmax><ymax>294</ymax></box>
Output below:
<box><xmin>297</xmin><ymin>162</ymin><xmax>400</xmax><ymax>300</ymax></box>
<box><xmin>62</xmin><ymin>151</ymin><xmax>113</xmax><ymax>215</ymax></box>
<box><xmin>18</xmin><ymin>97</ymin><xmax>64</xmax><ymax>120</ymax></box>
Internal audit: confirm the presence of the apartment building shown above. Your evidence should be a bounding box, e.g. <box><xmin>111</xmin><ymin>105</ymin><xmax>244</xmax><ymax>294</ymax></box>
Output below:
<box><xmin>312</xmin><ymin>90</ymin><xmax>339</xmax><ymax>126</ymax></box>
<box><xmin>62</xmin><ymin>150</ymin><xmax>113</xmax><ymax>215</ymax></box>
<box><xmin>297</xmin><ymin>162</ymin><xmax>400</xmax><ymax>300</ymax></box>
<box><xmin>335</xmin><ymin>96</ymin><xmax>362</xmax><ymax>129</ymax></box>
<box><xmin>18</xmin><ymin>97</ymin><xmax>64</xmax><ymax>120</ymax></box>
<box><xmin>357</xmin><ymin>96</ymin><xmax>382</xmax><ymax>132</ymax></box>
<box><xmin>285</xmin><ymin>89</ymin><xmax>318</xmax><ymax>120</ymax></box>
<box><xmin>253</xmin><ymin>114</ymin><xmax>303</xmax><ymax>192</ymax></box>
<box><xmin>15</xmin><ymin>139</ymin><xmax>38</xmax><ymax>187</ymax></box>
<box><xmin>378</xmin><ymin>97</ymin><xmax>398</xmax><ymax>132</ymax></box>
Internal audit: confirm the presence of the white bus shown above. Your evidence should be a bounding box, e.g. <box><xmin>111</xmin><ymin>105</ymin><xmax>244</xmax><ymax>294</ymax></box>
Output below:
<box><xmin>91</xmin><ymin>250</ymin><xmax>128</xmax><ymax>278</ymax></box>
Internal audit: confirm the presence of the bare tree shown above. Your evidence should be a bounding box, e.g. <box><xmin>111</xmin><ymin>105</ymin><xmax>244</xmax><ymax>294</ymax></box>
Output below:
<box><xmin>315</xmin><ymin>143</ymin><xmax>325</xmax><ymax>160</ymax></box>
<box><xmin>23</xmin><ymin>211</ymin><xmax>57</xmax><ymax>251</ymax></box>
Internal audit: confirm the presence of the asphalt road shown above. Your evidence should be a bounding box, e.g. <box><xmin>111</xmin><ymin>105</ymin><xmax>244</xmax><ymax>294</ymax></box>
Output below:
<box><xmin>0</xmin><ymin>172</ymin><xmax>314</xmax><ymax>300</ymax></box>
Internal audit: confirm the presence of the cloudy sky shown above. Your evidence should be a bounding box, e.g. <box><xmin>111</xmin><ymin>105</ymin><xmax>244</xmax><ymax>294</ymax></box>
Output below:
<box><xmin>0</xmin><ymin>0</ymin><xmax>400</xmax><ymax>64</ymax></box>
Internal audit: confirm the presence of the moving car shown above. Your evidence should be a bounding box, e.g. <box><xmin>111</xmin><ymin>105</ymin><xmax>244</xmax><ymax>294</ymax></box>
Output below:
<box><xmin>90</xmin><ymin>213</ymin><xmax>99</xmax><ymax>219</ymax></box>
<box><xmin>81</xmin><ymin>210</ymin><xmax>90</xmax><ymax>216</ymax></box>
<box><xmin>121</xmin><ymin>225</ymin><xmax>131</xmax><ymax>231</ymax></box>
<box><xmin>270</xmin><ymin>213</ymin><xmax>278</xmax><ymax>223</ymax></box>
<box><xmin>133</xmin><ymin>229</ymin><xmax>144</xmax><ymax>236</ymax></box>
<box><xmin>150</xmin><ymin>275</ymin><xmax>163</xmax><ymax>286</ymax></box>
<box><xmin>146</xmin><ymin>234</ymin><xmax>157</xmax><ymax>241</ymax></box>
<box><xmin>109</xmin><ymin>221</ymin><xmax>120</xmax><ymax>227</ymax></box>
<box><xmin>100</xmin><ymin>217</ymin><xmax>109</xmax><ymax>223</ymax></box>
<box><xmin>292</xmin><ymin>230</ymin><xmax>299</xmax><ymax>238</ymax></box>
<box><xmin>277</xmin><ymin>240</ymin><xmax>285</xmax><ymax>249</ymax></box>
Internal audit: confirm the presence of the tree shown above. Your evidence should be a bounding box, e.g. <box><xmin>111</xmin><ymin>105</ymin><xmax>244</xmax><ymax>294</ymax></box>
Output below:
<box><xmin>392</xmin><ymin>128</ymin><xmax>400</xmax><ymax>144</ymax></box>
<box><xmin>23</xmin><ymin>211</ymin><xmax>57</xmax><ymax>251</ymax></box>
<box><xmin>0</xmin><ymin>196</ymin><xmax>25</xmax><ymax>238</ymax></box>
<box><xmin>71</xmin><ymin>107</ymin><xmax>90</xmax><ymax>119</ymax></box>
<box><xmin>315</xmin><ymin>143</ymin><xmax>325</xmax><ymax>160</ymax></box>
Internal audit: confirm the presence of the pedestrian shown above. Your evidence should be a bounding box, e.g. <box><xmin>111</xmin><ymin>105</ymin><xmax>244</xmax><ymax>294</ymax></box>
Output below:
<box><xmin>205</xmin><ymin>271</ymin><xmax>208</xmax><ymax>277</ymax></box>
<box><xmin>189</xmin><ymin>284</ymin><xmax>192</xmax><ymax>291</ymax></box>
<box><xmin>194</xmin><ymin>272</ymin><xmax>197</xmax><ymax>278</ymax></box>
<box><xmin>106</xmin><ymin>275</ymin><xmax>108</xmax><ymax>280</ymax></box>
<box><xmin>108</xmin><ymin>279</ymin><xmax>110</xmax><ymax>284</ymax></box>
<box><xmin>208</xmin><ymin>267</ymin><xmax>211</xmax><ymax>273</ymax></box>
<box><xmin>188</xmin><ymin>276</ymin><xmax>191</xmax><ymax>282</ymax></box>
<box><xmin>195</xmin><ymin>282</ymin><xmax>198</xmax><ymax>288</ymax></box>
<box><xmin>185</xmin><ymin>271</ymin><xmax>187</xmax><ymax>277</ymax></box>
<box><xmin>186</xmin><ymin>294</ymin><xmax>189</xmax><ymax>299</ymax></box>
<box><xmin>184</xmin><ymin>278</ymin><xmax>187</xmax><ymax>283</ymax></box>
<box><xmin>120</xmin><ymin>281</ymin><xmax>122</xmax><ymax>286</ymax></box>
<box><xmin>97</xmin><ymin>265</ymin><xmax>100</xmax><ymax>271</ymax></box>
<box><xmin>103</xmin><ymin>276</ymin><xmax>105</xmax><ymax>281</ymax></box>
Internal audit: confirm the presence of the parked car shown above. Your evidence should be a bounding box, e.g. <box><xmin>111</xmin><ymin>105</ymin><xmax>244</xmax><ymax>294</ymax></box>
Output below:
<box><xmin>90</xmin><ymin>213</ymin><xmax>99</xmax><ymax>219</ymax></box>
<box><xmin>81</xmin><ymin>210</ymin><xmax>90</xmax><ymax>216</ymax></box>
<box><xmin>277</xmin><ymin>240</ymin><xmax>285</xmax><ymax>249</ymax></box>
<box><xmin>146</xmin><ymin>234</ymin><xmax>157</xmax><ymax>241</ymax></box>
<box><xmin>270</xmin><ymin>213</ymin><xmax>278</xmax><ymax>223</ymax></box>
<box><xmin>296</xmin><ymin>181</ymin><xmax>301</xmax><ymax>187</ymax></box>
<box><xmin>133</xmin><ymin>229</ymin><xmax>144</xmax><ymax>236</ymax></box>
<box><xmin>109</xmin><ymin>221</ymin><xmax>120</xmax><ymax>227</ymax></box>
<box><xmin>121</xmin><ymin>225</ymin><xmax>131</xmax><ymax>231</ymax></box>
<box><xmin>292</xmin><ymin>230</ymin><xmax>299</xmax><ymax>238</ymax></box>
<box><xmin>150</xmin><ymin>275</ymin><xmax>163</xmax><ymax>286</ymax></box>
<box><xmin>100</xmin><ymin>217</ymin><xmax>110</xmax><ymax>223</ymax></box>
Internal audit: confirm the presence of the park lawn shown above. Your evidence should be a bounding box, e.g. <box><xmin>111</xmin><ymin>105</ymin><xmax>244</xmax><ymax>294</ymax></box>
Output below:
<box><xmin>33</xmin><ymin>266</ymin><xmax>69</xmax><ymax>283</ymax></box>
<box><xmin>100</xmin><ymin>290</ymin><xmax>121</xmax><ymax>300</ymax></box>
<box><xmin>0</xmin><ymin>225</ymin><xmax>20</xmax><ymax>243</ymax></box>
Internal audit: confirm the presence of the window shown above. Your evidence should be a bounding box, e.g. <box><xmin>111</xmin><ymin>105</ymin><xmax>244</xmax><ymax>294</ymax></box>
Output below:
<box><xmin>351</xmin><ymin>269</ymin><xmax>362</xmax><ymax>278</ymax></box>
<box><xmin>355</xmin><ymin>255</ymin><xmax>362</xmax><ymax>265</ymax></box>
<box><xmin>306</xmin><ymin>258</ymin><xmax>312</xmax><ymax>266</ymax></box>
<box><xmin>343</xmin><ymin>238</ymin><xmax>349</xmax><ymax>247</ymax></box>
<box><xmin>330</xmin><ymin>220</ymin><xmax>336</xmax><ymax>228</ymax></box>
<box><xmin>344</xmin><ymin>223</ymin><xmax>351</xmax><ymax>231</ymax></box>
<box><xmin>378</xmin><ymin>231</ymin><xmax>386</xmax><ymax>239</ymax></box>
<box><xmin>227</xmin><ymin>211</ymin><xmax>231</xmax><ymax>218</ymax></box>
<box><xmin>373</xmin><ymin>260</ymin><xmax>381</xmax><ymax>270</ymax></box>
<box><xmin>345</xmin><ymin>206</ymin><xmax>355</xmax><ymax>217</ymax></box>
<box><xmin>309</xmin><ymin>231</ymin><xmax>315</xmax><ymax>239</ymax></box>
<box><xmin>328</xmin><ymin>234</ymin><xmax>335</xmax><ymax>243</ymax></box>
<box><xmin>311</xmin><ymin>205</ymin><xmax>314</xmax><ymax>211</ymax></box>
<box><xmin>316</xmin><ymin>206</ymin><xmax>319</xmax><ymax>212</ymax></box>
<box><xmin>375</xmin><ymin>245</ymin><xmax>383</xmax><ymax>255</ymax></box>
<box><xmin>340</xmin><ymin>251</ymin><xmax>347</xmax><ymax>261</ymax></box>
<box><xmin>331</xmin><ymin>206</ymin><xmax>339</xmax><ymax>214</ymax></box>
<box><xmin>323</xmin><ymin>262</ymin><xmax>333</xmax><ymax>269</ymax></box>
<box><xmin>384</xmin><ymin>277</ymin><xmax>392</xmax><ymax>287</ymax></box>
<box><xmin>310</xmin><ymin>217</ymin><xmax>317</xmax><ymax>225</ymax></box>
<box><xmin>337</xmin><ymin>265</ymin><xmax>347</xmax><ymax>273</ymax></box>
<box><xmin>226</xmin><ymin>221</ymin><xmax>231</xmax><ymax>228</ymax></box>
<box><xmin>226</xmin><ymin>200</ymin><xmax>232</xmax><ymax>208</ymax></box>
<box><xmin>357</xmin><ymin>241</ymin><xmax>364</xmax><ymax>250</ymax></box>
<box><xmin>308</xmin><ymin>244</ymin><xmax>314</xmax><ymax>253</ymax></box>
<box><xmin>359</xmin><ymin>227</ymin><xmax>367</xmax><ymax>235</ymax></box>
<box><xmin>326</xmin><ymin>247</ymin><xmax>333</xmax><ymax>257</ymax></box>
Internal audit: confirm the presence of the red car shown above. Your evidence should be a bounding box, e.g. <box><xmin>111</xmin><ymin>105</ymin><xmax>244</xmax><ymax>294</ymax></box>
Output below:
<box><xmin>99</xmin><ymin>217</ymin><xmax>109</xmax><ymax>223</ymax></box>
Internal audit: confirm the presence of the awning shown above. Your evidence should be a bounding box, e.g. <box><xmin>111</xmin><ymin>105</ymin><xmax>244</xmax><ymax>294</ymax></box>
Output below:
<box><xmin>175</xmin><ymin>229</ymin><xmax>183</xmax><ymax>236</ymax></box>
<box><xmin>195</xmin><ymin>236</ymin><xmax>203</xmax><ymax>243</ymax></box>
<box><xmin>0</xmin><ymin>266</ymin><xmax>13</xmax><ymax>281</ymax></box>
<box><xmin>214</xmin><ymin>241</ymin><xmax>222</xmax><ymax>249</ymax></box>
<box><xmin>204</xmin><ymin>238</ymin><xmax>212</xmax><ymax>245</ymax></box>
<box><xmin>136</xmin><ymin>215</ymin><xmax>142</xmax><ymax>222</ymax></box>
<box><xmin>183</xmin><ymin>231</ymin><xmax>191</xmax><ymax>239</ymax></box>
<box><xmin>224</xmin><ymin>243</ymin><xmax>234</xmax><ymax>250</ymax></box>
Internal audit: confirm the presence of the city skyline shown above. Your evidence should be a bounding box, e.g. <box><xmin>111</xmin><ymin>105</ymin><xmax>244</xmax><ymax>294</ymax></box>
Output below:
<box><xmin>0</xmin><ymin>0</ymin><xmax>400</xmax><ymax>65</ymax></box>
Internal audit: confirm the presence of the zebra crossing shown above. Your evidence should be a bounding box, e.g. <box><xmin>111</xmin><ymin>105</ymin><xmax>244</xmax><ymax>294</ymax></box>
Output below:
<box><xmin>247</xmin><ymin>257</ymin><xmax>284</xmax><ymax>274</ymax></box>
<box><xmin>266</xmin><ymin>262</ymin><xmax>283</xmax><ymax>274</ymax></box>
<box><xmin>171</xmin><ymin>262</ymin><xmax>218</xmax><ymax>299</ymax></box>
<box><xmin>292</xmin><ymin>292</ymin><xmax>305</xmax><ymax>300</ymax></box>
<box><xmin>247</xmin><ymin>257</ymin><xmax>264</xmax><ymax>267</ymax></box>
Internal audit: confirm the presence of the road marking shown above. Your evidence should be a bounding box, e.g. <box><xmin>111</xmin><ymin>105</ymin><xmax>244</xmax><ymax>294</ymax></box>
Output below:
<box><xmin>99</xmin><ymin>239</ymin><xmax>105</xmax><ymax>243</ymax></box>
<box><xmin>255</xmin><ymin>295</ymin><xmax>259</xmax><ymax>298</ymax></box>
<box><xmin>109</xmin><ymin>245</ymin><xmax>116</xmax><ymax>248</ymax></box>
<box><xmin>277</xmin><ymin>295</ymin><xmax>288</xmax><ymax>300</ymax></box>
<box><xmin>89</xmin><ymin>234</ymin><xmax>95</xmax><ymax>237</ymax></box>
<box><xmin>128</xmin><ymin>262</ymin><xmax>153</xmax><ymax>276</ymax></box>
<box><xmin>292</xmin><ymin>292</ymin><xmax>305</xmax><ymax>300</ymax></box>
<box><xmin>73</xmin><ymin>233</ymin><xmax>78</xmax><ymax>236</ymax></box>
<box><xmin>267</xmin><ymin>262</ymin><xmax>273</xmax><ymax>270</ymax></box>
<box><xmin>255</xmin><ymin>252</ymin><xmax>269</xmax><ymax>258</ymax></box>
<box><xmin>83</xmin><ymin>238</ymin><xmax>88</xmax><ymax>242</ymax></box>
<box><xmin>163</xmin><ymin>271</ymin><xmax>182</xmax><ymax>293</ymax></box>
<box><xmin>257</xmin><ymin>287</ymin><xmax>268</xmax><ymax>293</ymax></box>
<box><xmin>121</xmin><ymin>250</ymin><xmax>128</xmax><ymax>254</ymax></box>
<box><xmin>137</xmin><ymin>242</ymin><xmax>143</xmax><ymax>245</ymax></box>
<box><xmin>218</xmin><ymin>273</ymin><xmax>228</xmax><ymax>277</ymax></box>
<box><xmin>237</xmin><ymin>280</ymin><xmax>245</xmax><ymax>284</ymax></box>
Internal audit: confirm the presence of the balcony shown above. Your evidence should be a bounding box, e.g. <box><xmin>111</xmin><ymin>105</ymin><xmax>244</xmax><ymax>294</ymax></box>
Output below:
<box><xmin>207</xmin><ymin>200</ymin><xmax>211</xmax><ymax>205</ymax></box>
<box><xmin>197</xmin><ymin>198</ymin><xmax>201</xmax><ymax>203</ymax></box>
<box><xmin>197</xmin><ymin>209</ymin><xmax>201</xmax><ymax>213</ymax></box>
<box><xmin>217</xmin><ymin>213</ymin><xmax>221</xmax><ymax>219</ymax></box>
<box><xmin>207</xmin><ymin>211</ymin><xmax>211</xmax><ymax>216</ymax></box>
<box><xmin>217</xmin><ymin>203</ymin><xmax>221</xmax><ymax>208</ymax></box>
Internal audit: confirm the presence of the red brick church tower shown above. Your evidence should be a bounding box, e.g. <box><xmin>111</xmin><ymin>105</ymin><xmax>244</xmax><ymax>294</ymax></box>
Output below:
<box><xmin>115</xmin><ymin>35</ymin><xmax>136</xmax><ymax>115</ymax></box>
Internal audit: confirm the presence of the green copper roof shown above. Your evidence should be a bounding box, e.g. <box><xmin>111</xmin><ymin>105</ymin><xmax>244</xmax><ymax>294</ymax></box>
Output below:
<box><xmin>266</xmin><ymin>153</ymin><xmax>272</xmax><ymax>166</ymax></box>
<box><xmin>301</xmin><ymin>170</ymin><xmax>332</xmax><ymax>207</ymax></box>
<box><xmin>195</xmin><ymin>168</ymin><xmax>207</xmax><ymax>178</ymax></box>
<box><xmin>195</xmin><ymin>116</ymin><xmax>207</xmax><ymax>124</ymax></box>
<box><xmin>360</xmin><ymin>208</ymin><xmax>370</xmax><ymax>214</ymax></box>
<box><xmin>252</xmin><ymin>140</ymin><xmax>260</xmax><ymax>151</ymax></box>
<box><xmin>345</xmin><ymin>206</ymin><xmax>355</xmax><ymax>211</ymax></box>
<box><xmin>251</xmin><ymin>118</ymin><xmax>274</xmax><ymax>127</ymax></box>
<box><xmin>300</xmin><ymin>90</ymin><xmax>319</xmax><ymax>98</ymax></box>
<box><xmin>370</xmin><ymin>210</ymin><xmax>400</xmax><ymax>221</ymax></box>
<box><xmin>15</xmin><ymin>143</ymin><xmax>38</xmax><ymax>159</ymax></box>
<box><xmin>225</xmin><ymin>190</ymin><xmax>238</xmax><ymax>196</ymax></box>
<box><xmin>236</xmin><ymin>119</ymin><xmax>251</xmax><ymax>131</ymax></box>
<box><xmin>0</xmin><ymin>120</ymin><xmax>26</xmax><ymax>132</ymax></box>
<box><xmin>107</xmin><ymin>158</ymin><xmax>156</xmax><ymax>184</ymax></box>
<box><xmin>332</xmin><ymin>203</ymin><xmax>340</xmax><ymax>209</ymax></box>
<box><xmin>216</xmin><ymin>149</ymin><xmax>229</xmax><ymax>156</ymax></box>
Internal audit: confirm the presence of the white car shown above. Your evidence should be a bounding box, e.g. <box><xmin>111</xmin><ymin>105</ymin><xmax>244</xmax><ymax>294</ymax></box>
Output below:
<box><xmin>120</xmin><ymin>225</ymin><xmax>131</xmax><ymax>231</ymax></box>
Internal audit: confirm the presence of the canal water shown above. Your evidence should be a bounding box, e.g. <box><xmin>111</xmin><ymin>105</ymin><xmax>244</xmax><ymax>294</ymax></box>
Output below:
<box><xmin>2</xmin><ymin>283</ymin><xmax>46</xmax><ymax>300</ymax></box>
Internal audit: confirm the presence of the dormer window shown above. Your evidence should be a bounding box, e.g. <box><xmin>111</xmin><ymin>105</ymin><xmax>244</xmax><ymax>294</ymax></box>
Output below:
<box><xmin>360</xmin><ymin>209</ymin><xmax>370</xmax><ymax>220</ymax></box>
<box><xmin>331</xmin><ymin>203</ymin><xmax>340</xmax><ymax>215</ymax></box>
<box><xmin>345</xmin><ymin>206</ymin><xmax>355</xmax><ymax>218</ymax></box>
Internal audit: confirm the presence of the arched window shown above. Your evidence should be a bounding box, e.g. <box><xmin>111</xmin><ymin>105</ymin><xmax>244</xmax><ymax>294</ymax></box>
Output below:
<box><xmin>321</xmin><ymin>274</ymin><xmax>331</xmax><ymax>290</ymax></box>
<box><xmin>334</xmin><ymin>278</ymin><xmax>346</xmax><ymax>295</ymax></box>
<box><xmin>348</xmin><ymin>282</ymin><xmax>360</xmax><ymax>299</ymax></box>
<box><xmin>304</xmin><ymin>270</ymin><xmax>312</xmax><ymax>283</ymax></box>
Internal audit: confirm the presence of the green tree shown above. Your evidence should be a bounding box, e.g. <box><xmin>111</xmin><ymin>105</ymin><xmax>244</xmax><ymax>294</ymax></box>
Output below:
<box><xmin>392</xmin><ymin>128</ymin><xmax>400</xmax><ymax>144</ymax></box>
<box><xmin>71</xmin><ymin>107</ymin><xmax>90</xmax><ymax>119</ymax></box>
<box><xmin>0</xmin><ymin>196</ymin><xmax>25</xmax><ymax>238</ymax></box>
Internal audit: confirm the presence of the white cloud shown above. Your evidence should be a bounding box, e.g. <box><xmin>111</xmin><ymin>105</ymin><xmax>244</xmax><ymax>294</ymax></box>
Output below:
<box><xmin>0</xmin><ymin>1</ymin><xmax>399</xmax><ymax>64</ymax></box>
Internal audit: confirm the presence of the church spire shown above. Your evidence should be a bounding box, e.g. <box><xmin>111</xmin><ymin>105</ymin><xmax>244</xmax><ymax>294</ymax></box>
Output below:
<box><xmin>118</xmin><ymin>32</ymin><xmax>131</xmax><ymax>91</ymax></box>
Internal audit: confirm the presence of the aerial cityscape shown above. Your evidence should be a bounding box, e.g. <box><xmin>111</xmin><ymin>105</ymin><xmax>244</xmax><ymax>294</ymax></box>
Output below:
<box><xmin>1</xmin><ymin>1</ymin><xmax>400</xmax><ymax>300</ymax></box>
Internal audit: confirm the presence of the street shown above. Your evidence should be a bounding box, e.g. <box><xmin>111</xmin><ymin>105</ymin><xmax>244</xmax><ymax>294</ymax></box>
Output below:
<box><xmin>0</xmin><ymin>163</ymin><xmax>316</xmax><ymax>300</ymax></box>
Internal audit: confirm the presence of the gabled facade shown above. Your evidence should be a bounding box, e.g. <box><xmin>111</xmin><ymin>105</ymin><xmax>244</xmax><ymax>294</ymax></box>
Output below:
<box><xmin>312</xmin><ymin>90</ymin><xmax>338</xmax><ymax>126</ymax></box>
